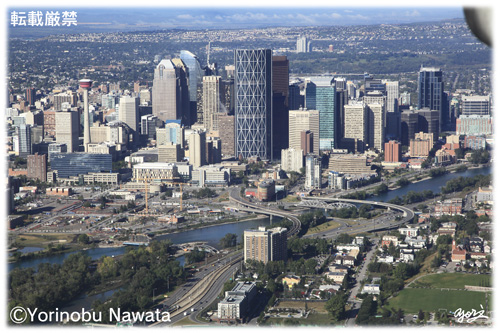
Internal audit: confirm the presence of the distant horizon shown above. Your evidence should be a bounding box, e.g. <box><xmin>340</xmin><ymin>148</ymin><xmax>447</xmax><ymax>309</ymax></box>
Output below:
<box><xmin>7</xmin><ymin>7</ymin><xmax>465</xmax><ymax>38</ymax></box>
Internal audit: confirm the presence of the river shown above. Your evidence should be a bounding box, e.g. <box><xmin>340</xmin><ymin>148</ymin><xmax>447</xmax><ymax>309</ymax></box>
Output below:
<box><xmin>8</xmin><ymin>217</ymin><xmax>274</xmax><ymax>271</ymax></box>
<box><xmin>370</xmin><ymin>165</ymin><xmax>491</xmax><ymax>202</ymax></box>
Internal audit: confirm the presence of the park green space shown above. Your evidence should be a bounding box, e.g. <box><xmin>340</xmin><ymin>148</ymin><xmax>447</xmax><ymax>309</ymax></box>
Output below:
<box><xmin>305</xmin><ymin>221</ymin><xmax>341</xmax><ymax>235</ymax></box>
<box><xmin>413</xmin><ymin>273</ymin><xmax>492</xmax><ymax>289</ymax></box>
<box><xmin>264</xmin><ymin>312</ymin><xmax>337</xmax><ymax>326</ymax></box>
<box><xmin>386</xmin><ymin>288</ymin><xmax>487</xmax><ymax>314</ymax></box>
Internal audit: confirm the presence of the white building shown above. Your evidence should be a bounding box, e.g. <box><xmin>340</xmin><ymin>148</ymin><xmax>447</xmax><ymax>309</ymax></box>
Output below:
<box><xmin>281</xmin><ymin>148</ymin><xmax>304</xmax><ymax>173</ymax></box>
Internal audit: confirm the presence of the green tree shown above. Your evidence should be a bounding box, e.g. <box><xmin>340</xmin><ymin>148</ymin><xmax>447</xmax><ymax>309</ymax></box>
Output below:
<box><xmin>219</xmin><ymin>233</ymin><xmax>238</xmax><ymax>248</ymax></box>
<box><xmin>78</xmin><ymin>233</ymin><xmax>90</xmax><ymax>244</ymax></box>
<box><xmin>325</xmin><ymin>291</ymin><xmax>348</xmax><ymax>321</ymax></box>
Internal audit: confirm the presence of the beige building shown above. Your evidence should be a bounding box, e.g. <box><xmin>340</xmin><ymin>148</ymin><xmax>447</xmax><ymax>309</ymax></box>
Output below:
<box><xmin>118</xmin><ymin>95</ymin><xmax>139</xmax><ymax>132</ymax></box>
<box><xmin>288</xmin><ymin>109</ymin><xmax>320</xmax><ymax>155</ymax></box>
<box><xmin>244</xmin><ymin>226</ymin><xmax>287</xmax><ymax>264</ymax></box>
<box><xmin>55</xmin><ymin>110</ymin><xmax>79</xmax><ymax>152</ymax></box>
<box><xmin>344</xmin><ymin>102</ymin><xmax>367</xmax><ymax>146</ymax></box>
<box><xmin>328</xmin><ymin>154</ymin><xmax>376</xmax><ymax>175</ymax></box>
<box><xmin>202</xmin><ymin>76</ymin><xmax>223</xmax><ymax>131</ymax></box>
<box><xmin>132</xmin><ymin>162</ymin><xmax>179</xmax><ymax>181</ymax></box>
<box><xmin>158</xmin><ymin>143</ymin><xmax>182</xmax><ymax>163</ymax></box>
<box><xmin>188</xmin><ymin>130</ymin><xmax>206</xmax><ymax>167</ymax></box>
<box><xmin>367</xmin><ymin>103</ymin><xmax>384</xmax><ymax>151</ymax></box>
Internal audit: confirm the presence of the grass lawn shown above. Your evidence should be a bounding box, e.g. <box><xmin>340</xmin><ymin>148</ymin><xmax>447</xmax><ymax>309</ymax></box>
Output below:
<box><xmin>386</xmin><ymin>288</ymin><xmax>487</xmax><ymax>314</ymax></box>
<box><xmin>172</xmin><ymin>316</ymin><xmax>203</xmax><ymax>327</ymax></box>
<box><xmin>413</xmin><ymin>273</ymin><xmax>492</xmax><ymax>289</ymax></box>
<box><xmin>405</xmin><ymin>252</ymin><xmax>439</xmax><ymax>284</ymax></box>
<box><xmin>264</xmin><ymin>312</ymin><xmax>337</xmax><ymax>326</ymax></box>
<box><xmin>281</xmin><ymin>195</ymin><xmax>300</xmax><ymax>203</ymax></box>
<box><xmin>276</xmin><ymin>300</ymin><xmax>327</xmax><ymax>313</ymax></box>
<box><xmin>305</xmin><ymin>221</ymin><xmax>341</xmax><ymax>236</ymax></box>
<box><xmin>15</xmin><ymin>233</ymin><xmax>77</xmax><ymax>248</ymax></box>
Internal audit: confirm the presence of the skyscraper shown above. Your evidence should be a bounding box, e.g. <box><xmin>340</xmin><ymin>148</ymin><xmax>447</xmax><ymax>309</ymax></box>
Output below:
<box><xmin>344</xmin><ymin>102</ymin><xmax>368</xmax><ymax>150</ymax></box>
<box><xmin>235</xmin><ymin>49</ymin><xmax>273</xmax><ymax>160</ymax></box>
<box><xmin>79</xmin><ymin>79</ymin><xmax>93</xmax><ymax>152</ymax></box>
<box><xmin>55</xmin><ymin>110</ymin><xmax>79</xmax><ymax>152</ymax></box>
<box><xmin>152</xmin><ymin>59</ymin><xmax>190</xmax><ymax>124</ymax></box>
<box><xmin>367</xmin><ymin>103</ymin><xmax>385</xmax><ymax>151</ymax></box>
<box><xmin>188</xmin><ymin>130</ymin><xmax>207</xmax><ymax>167</ymax></box>
<box><xmin>401</xmin><ymin>110</ymin><xmax>419</xmax><ymax>146</ymax></box>
<box><xmin>219</xmin><ymin>115</ymin><xmax>235</xmax><ymax>157</ymax></box>
<box><xmin>17</xmin><ymin>124</ymin><xmax>32</xmax><ymax>157</ymax></box>
<box><xmin>315</xmin><ymin>81</ymin><xmax>337</xmax><ymax>150</ymax></box>
<box><xmin>26</xmin><ymin>87</ymin><xmax>36</xmax><ymax>106</ymax></box>
<box><xmin>272</xmin><ymin>55</ymin><xmax>289</xmax><ymax>159</ymax></box>
<box><xmin>27</xmin><ymin>153</ymin><xmax>47</xmax><ymax>182</ymax></box>
<box><xmin>180</xmin><ymin>50</ymin><xmax>204</xmax><ymax>123</ymax></box>
<box><xmin>288</xmin><ymin>109</ymin><xmax>320</xmax><ymax>155</ymax></box>
<box><xmin>119</xmin><ymin>95</ymin><xmax>139</xmax><ymax>133</ymax></box>
<box><xmin>418</xmin><ymin>67</ymin><xmax>444</xmax><ymax>131</ymax></box>
<box><xmin>202</xmin><ymin>75</ymin><xmax>223</xmax><ymax>132</ymax></box>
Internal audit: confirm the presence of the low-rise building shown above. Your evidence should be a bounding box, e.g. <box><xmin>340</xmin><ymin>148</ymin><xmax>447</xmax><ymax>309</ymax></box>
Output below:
<box><xmin>381</xmin><ymin>235</ymin><xmax>399</xmax><ymax>248</ymax></box>
<box><xmin>217</xmin><ymin>281</ymin><xmax>257</xmax><ymax>323</ymax></box>
<box><xmin>282</xmin><ymin>275</ymin><xmax>301</xmax><ymax>289</ymax></box>
<box><xmin>434</xmin><ymin>198</ymin><xmax>463</xmax><ymax>216</ymax></box>
<box><xmin>361</xmin><ymin>284</ymin><xmax>380</xmax><ymax>295</ymax></box>
<box><xmin>323</xmin><ymin>271</ymin><xmax>347</xmax><ymax>284</ymax></box>
<box><xmin>398</xmin><ymin>226</ymin><xmax>419</xmax><ymax>237</ymax></box>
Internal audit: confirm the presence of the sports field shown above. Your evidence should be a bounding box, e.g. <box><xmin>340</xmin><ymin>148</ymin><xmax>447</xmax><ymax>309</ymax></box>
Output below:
<box><xmin>412</xmin><ymin>273</ymin><xmax>491</xmax><ymax>289</ymax></box>
<box><xmin>386</xmin><ymin>288</ymin><xmax>487</xmax><ymax>313</ymax></box>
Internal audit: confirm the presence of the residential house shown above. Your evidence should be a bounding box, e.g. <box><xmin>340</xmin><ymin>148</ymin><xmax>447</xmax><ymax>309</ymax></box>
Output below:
<box><xmin>323</xmin><ymin>271</ymin><xmax>347</xmax><ymax>284</ymax></box>
<box><xmin>361</xmin><ymin>284</ymin><xmax>380</xmax><ymax>295</ymax></box>
<box><xmin>282</xmin><ymin>275</ymin><xmax>301</xmax><ymax>289</ymax></box>
<box><xmin>451</xmin><ymin>240</ymin><xmax>467</xmax><ymax>262</ymax></box>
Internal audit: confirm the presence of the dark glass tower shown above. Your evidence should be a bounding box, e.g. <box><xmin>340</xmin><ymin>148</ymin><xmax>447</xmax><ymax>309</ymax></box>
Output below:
<box><xmin>418</xmin><ymin>67</ymin><xmax>444</xmax><ymax>131</ymax></box>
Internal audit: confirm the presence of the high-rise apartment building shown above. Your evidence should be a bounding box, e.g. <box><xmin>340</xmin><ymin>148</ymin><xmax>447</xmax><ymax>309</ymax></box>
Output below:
<box><xmin>234</xmin><ymin>49</ymin><xmax>273</xmax><ymax>160</ymax></box>
<box><xmin>55</xmin><ymin>110</ymin><xmax>79</xmax><ymax>152</ymax></box>
<box><xmin>281</xmin><ymin>148</ymin><xmax>303</xmax><ymax>173</ymax></box>
<box><xmin>305</xmin><ymin>154</ymin><xmax>322</xmax><ymax>190</ymax></box>
<box><xmin>288</xmin><ymin>109</ymin><xmax>320</xmax><ymax>155</ymax></box>
<box><xmin>296</xmin><ymin>35</ymin><xmax>311</xmax><ymax>53</ymax></box>
<box><xmin>27</xmin><ymin>153</ymin><xmax>47</xmax><ymax>182</ymax></box>
<box><xmin>119</xmin><ymin>95</ymin><xmax>139</xmax><ymax>133</ymax></box>
<box><xmin>202</xmin><ymin>76</ymin><xmax>223</xmax><ymax>132</ymax></box>
<box><xmin>384</xmin><ymin>141</ymin><xmax>401</xmax><ymax>163</ymax></box>
<box><xmin>244</xmin><ymin>226</ymin><xmax>287</xmax><ymax>263</ymax></box>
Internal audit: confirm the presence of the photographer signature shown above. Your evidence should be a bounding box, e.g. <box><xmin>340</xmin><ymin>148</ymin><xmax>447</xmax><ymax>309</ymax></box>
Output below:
<box><xmin>454</xmin><ymin>305</ymin><xmax>488</xmax><ymax>323</ymax></box>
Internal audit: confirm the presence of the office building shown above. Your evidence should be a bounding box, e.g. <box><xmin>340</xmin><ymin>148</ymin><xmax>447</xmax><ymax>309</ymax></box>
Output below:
<box><xmin>384</xmin><ymin>141</ymin><xmax>401</xmax><ymax>163</ymax></box>
<box><xmin>244</xmin><ymin>226</ymin><xmax>287</xmax><ymax>263</ymax></box>
<box><xmin>53</xmin><ymin>92</ymin><xmax>76</xmax><ymax>111</ymax></box>
<box><xmin>55</xmin><ymin>110</ymin><xmax>79</xmax><ymax>152</ymax></box>
<box><xmin>132</xmin><ymin>162</ymin><xmax>179</xmax><ymax>182</ymax></box>
<box><xmin>367</xmin><ymin>103</ymin><xmax>384</xmax><ymax>151</ymax></box>
<box><xmin>281</xmin><ymin>148</ymin><xmax>304</xmax><ymax>173</ymax></box>
<box><xmin>464</xmin><ymin>135</ymin><xmax>486</xmax><ymax>150</ymax></box>
<box><xmin>17</xmin><ymin>124</ymin><xmax>32</xmax><ymax>157</ymax></box>
<box><xmin>461</xmin><ymin>95</ymin><xmax>491</xmax><ymax>116</ymax></box>
<box><xmin>315</xmin><ymin>81</ymin><xmax>337</xmax><ymax>150</ymax></box>
<box><xmin>272</xmin><ymin>56</ymin><xmax>290</xmax><ymax>158</ymax></box>
<box><xmin>156</xmin><ymin>123</ymin><xmax>184</xmax><ymax>147</ymax></box>
<box><xmin>418</xmin><ymin>67</ymin><xmax>445</xmax><ymax>131</ymax></box>
<box><xmin>301</xmin><ymin>130</ymin><xmax>314</xmax><ymax>155</ymax></box>
<box><xmin>288</xmin><ymin>109</ymin><xmax>320</xmax><ymax>155</ymax></box>
<box><xmin>328</xmin><ymin>154</ymin><xmax>377</xmax><ymax>176</ymax></box>
<box><xmin>43</xmin><ymin>111</ymin><xmax>56</xmax><ymax>137</ymax></box>
<box><xmin>296</xmin><ymin>35</ymin><xmax>311</xmax><ymax>53</ymax></box>
<box><xmin>218</xmin><ymin>115</ymin><xmax>235</xmax><ymax>157</ymax></box>
<box><xmin>401</xmin><ymin>110</ymin><xmax>419</xmax><ymax>146</ymax></box>
<box><xmin>417</xmin><ymin>108</ymin><xmax>440</xmax><ymax>142</ymax></box>
<box><xmin>288</xmin><ymin>83</ymin><xmax>303</xmax><ymax>111</ymax></box>
<box><xmin>191</xmin><ymin>165</ymin><xmax>231</xmax><ymax>187</ymax></box>
<box><xmin>152</xmin><ymin>59</ymin><xmax>189</xmax><ymax>124</ymax></box>
<box><xmin>383</xmin><ymin>80</ymin><xmax>399</xmax><ymax>113</ymax></box>
<box><xmin>304</xmin><ymin>79</ymin><xmax>316</xmax><ymax>110</ymax></box>
<box><xmin>141</xmin><ymin>115</ymin><xmax>163</xmax><ymax>140</ymax></box>
<box><xmin>118</xmin><ymin>95</ymin><xmax>139</xmax><ymax>133</ymax></box>
<box><xmin>222</xmin><ymin>78</ymin><xmax>235</xmax><ymax>115</ymax></box>
<box><xmin>50</xmin><ymin>153</ymin><xmax>112</xmax><ymax>179</ymax></box>
<box><xmin>344</xmin><ymin>102</ymin><xmax>368</xmax><ymax>150</ymax></box>
<box><xmin>234</xmin><ymin>49</ymin><xmax>273</xmax><ymax>160</ymax></box>
<box><xmin>26</xmin><ymin>87</ymin><xmax>36</xmax><ymax>105</ymax></box>
<box><xmin>180</xmin><ymin>50</ymin><xmax>204</xmax><ymax>123</ymax></box>
<box><xmin>27</xmin><ymin>153</ymin><xmax>47</xmax><ymax>182</ymax></box>
<box><xmin>188</xmin><ymin>130</ymin><xmax>207</xmax><ymax>167</ymax></box>
<box><xmin>305</xmin><ymin>154</ymin><xmax>321</xmax><ymax>190</ymax></box>
<box><xmin>158</xmin><ymin>143</ymin><xmax>182</xmax><ymax>163</ymax></box>
<box><xmin>202</xmin><ymin>75</ymin><xmax>223</xmax><ymax>132</ymax></box>
<box><xmin>206</xmin><ymin>138</ymin><xmax>222</xmax><ymax>165</ymax></box>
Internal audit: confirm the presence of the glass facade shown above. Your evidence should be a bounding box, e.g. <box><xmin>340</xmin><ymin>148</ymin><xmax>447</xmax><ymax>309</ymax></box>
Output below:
<box><xmin>316</xmin><ymin>85</ymin><xmax>336</xmax><ymax>150</ymax></box>
<box><xmin>50</xmin><ymin>153</ymin><xmax>112</xmax><ymax>179</ymax></box>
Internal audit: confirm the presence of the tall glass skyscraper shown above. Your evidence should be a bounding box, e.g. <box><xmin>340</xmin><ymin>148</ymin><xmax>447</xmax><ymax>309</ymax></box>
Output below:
<box><xmin>418</xmin><ymin>67</ymin><xmax>444</xmax><ymax>131</ymax></box>
<box><xmin>316</xmin><ymin>84</ymin><xmax>337</xmax><ymax>150</ymax></box>
<box><xmin>180</xmin><ymin>50</ymin><xmax>204</xmax><ymax>123</ymax></box>
<box><xmin>234</xmin><ymin>49</ymin><xmax>273</xmax><ymax>160</ymax></box>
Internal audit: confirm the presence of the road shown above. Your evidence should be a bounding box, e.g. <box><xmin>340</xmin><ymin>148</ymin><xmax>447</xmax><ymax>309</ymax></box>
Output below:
<box><xmin>345</xmin><ymin>243</ymin><xmax>378</xmax><ymax>326</ymax></box>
